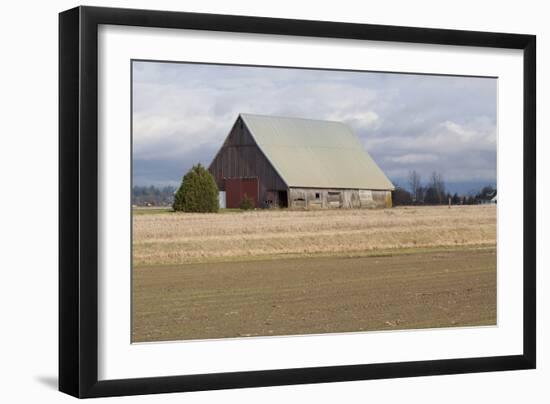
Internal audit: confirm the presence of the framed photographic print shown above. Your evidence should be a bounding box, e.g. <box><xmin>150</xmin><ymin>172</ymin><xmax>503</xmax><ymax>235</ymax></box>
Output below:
<box><xmin>59</xmin><ymin>6</ymin><xmax>536</xmax><ymax>398</ymax></box>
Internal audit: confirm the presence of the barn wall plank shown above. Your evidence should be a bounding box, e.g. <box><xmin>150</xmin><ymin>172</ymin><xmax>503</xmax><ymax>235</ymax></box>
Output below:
<box><xmin>208</xmin><ymin>117</ymin><xmax>287</xmax><ymax>207</ymax></box>
<box><xmin>289</xmin><ymin>188</ymin><xmax>391</xmax><ymax>209</ymax></box>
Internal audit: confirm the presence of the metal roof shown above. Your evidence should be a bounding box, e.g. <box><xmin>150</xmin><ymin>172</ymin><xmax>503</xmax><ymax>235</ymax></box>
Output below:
<box><xmin>240</xmin><ymin>113</ymin><xmax>395</xmax><ymax>190</ymax></box>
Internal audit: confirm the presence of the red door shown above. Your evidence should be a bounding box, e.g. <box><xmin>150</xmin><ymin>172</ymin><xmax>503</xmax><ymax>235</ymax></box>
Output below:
<box><xmin>225</xmin><ymin>177</ymin><xmax>259</xmax><ymax>208</ymax></box>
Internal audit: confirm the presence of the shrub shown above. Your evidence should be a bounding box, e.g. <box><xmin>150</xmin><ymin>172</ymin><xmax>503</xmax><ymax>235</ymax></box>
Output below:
<box><xmin>173</xmin><ymin>164</ymin><xmax>219</xmax><ymax>213</ymax></box>
<box><xmin>239</xmin><ymin>194</ymin><xmax>254</xmax><ymax>210</ymax></box>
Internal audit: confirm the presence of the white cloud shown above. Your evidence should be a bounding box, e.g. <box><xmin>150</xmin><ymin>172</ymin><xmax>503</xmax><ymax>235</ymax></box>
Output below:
<box><xmin>388</xmin><ymin>153</ymin><xmax>439</xmax><ymax>164</ymax></box>
<box><xmin>328</xmin><ymin>110</ymin><xmax>380</xmax><ymax>129</ymax></box>
<box><xmin>132</xmin><ymin>61</ymin><xmax>497</xmax><ymax>187</ymax></box>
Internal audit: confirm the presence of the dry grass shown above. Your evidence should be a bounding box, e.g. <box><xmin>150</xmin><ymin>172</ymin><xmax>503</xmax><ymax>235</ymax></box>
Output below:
<box><xmin>132</xmin><ymin>205</ymin><xmax>496</xmax><ymax>266</ymax></box>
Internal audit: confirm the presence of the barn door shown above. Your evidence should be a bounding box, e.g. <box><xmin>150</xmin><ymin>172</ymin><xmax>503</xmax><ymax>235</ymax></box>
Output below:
<box><xmin>224</xmin><ymin>177</ymin><xmax>259</xmax><ymax>208</ymax></box>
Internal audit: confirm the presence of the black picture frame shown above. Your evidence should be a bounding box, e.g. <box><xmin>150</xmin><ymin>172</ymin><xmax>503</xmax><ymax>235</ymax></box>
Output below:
<box><xmin>59</xmin><ymin>5</ymin><xmax>536</xmax><ymax>398</ymax></box>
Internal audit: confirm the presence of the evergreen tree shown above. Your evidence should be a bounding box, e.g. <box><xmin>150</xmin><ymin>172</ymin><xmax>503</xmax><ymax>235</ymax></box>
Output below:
<box><xmin>451</xmin><ymin>193</ymin><xmax>460</xmax><ymax>205</ymax></box>
<box><xmin>173</xmin><ymin>164</ymin><xmax>219</xmax><ymax>212</ymax></box>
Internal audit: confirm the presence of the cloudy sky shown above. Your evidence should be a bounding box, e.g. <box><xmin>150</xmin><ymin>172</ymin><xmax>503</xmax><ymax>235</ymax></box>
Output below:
<box><xmin>132</xmin><ymin>61</ymin><xmax>496</xmax><ymax>193</ymax></box>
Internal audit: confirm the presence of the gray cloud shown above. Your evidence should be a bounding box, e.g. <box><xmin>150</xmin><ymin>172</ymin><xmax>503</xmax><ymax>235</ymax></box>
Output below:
<box><xmin>132</xmin><ymin>61</ymin><xmax>496</xmax><ymax>191</ymax></box>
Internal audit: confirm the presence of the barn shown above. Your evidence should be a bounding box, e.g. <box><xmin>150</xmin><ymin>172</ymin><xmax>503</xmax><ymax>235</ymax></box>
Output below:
<box><xmin>208</xmin><ymin>113</ymin><xmax>395</xmax><ymax>209</ymax></box>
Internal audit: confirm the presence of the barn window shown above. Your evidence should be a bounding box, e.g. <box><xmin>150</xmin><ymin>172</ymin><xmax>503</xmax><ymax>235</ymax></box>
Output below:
<box><xmin>315</xmin><ymin>192</ymin><xmax>320</xmax><ymax>199</ymax></box>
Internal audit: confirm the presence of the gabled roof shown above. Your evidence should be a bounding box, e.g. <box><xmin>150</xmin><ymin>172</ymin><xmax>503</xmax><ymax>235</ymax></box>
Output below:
<box><xmin>240</xmin><ymin>113</ymin><xmax>394</xmax><ymax>190</ymax></box>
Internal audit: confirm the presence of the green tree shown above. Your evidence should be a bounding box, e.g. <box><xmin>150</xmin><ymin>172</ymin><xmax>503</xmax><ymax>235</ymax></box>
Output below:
<box><xmin>173</xmin><ymin>164</ymin><xmax>219</xmax><ymax>212</ymax></box>
<box><xmin>451</xmin><ymin>193</ymin><xmax>460</xmax><ymax>205</ymax></box>
<box><xmin>392</xmin><ymin>186</ymin><xmax>413</xmax><ymax>206</ymax></box>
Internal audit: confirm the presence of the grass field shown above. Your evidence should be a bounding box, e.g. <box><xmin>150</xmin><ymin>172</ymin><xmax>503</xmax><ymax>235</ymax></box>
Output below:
<box><xmin>132</xmin><ymin>205</ymin><xmax>497</xmax><ymax>342</ymax></box>
<box><xmin>133</xmin><ymin>205</ymin><xmax>496</xmax><ymax>266</ymax></box>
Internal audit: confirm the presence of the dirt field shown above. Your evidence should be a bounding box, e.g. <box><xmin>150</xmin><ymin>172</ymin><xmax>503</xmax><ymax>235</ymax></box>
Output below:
<box><xmin>133</xmin><ymin>205</ymin><xmax>496</xmax><ymax>265</ymax></box>
<box><xmin>132</xmin><ymin>248</ymin><xmax>496</xmax><ymax>342</ymax></box>
<box><xmin>132</xmin><ymin>205</ymin><xmax>496</xmax><ymax>342</ymax></box>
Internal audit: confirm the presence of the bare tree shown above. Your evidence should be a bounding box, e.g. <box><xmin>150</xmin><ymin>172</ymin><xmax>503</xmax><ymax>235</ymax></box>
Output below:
<box><xmin>408</xmin><ymin>170</ymin><xmax>421</xmax><ymax>203</ymax></box>
<box><xmin>427</xmin><ymin>171</ymin><xmax>446</xmax><ymax>204</ymax></box>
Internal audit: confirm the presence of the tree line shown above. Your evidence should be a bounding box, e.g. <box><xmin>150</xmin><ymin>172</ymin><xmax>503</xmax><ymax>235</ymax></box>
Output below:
<box><xmin>132</xmin><ymin>185</ymin><xmax>177</xmax><ymax>206</ymax></box>
<box><xmin>133</xmin><ymin>169</ymin><xmax>496</xmax><ymax>209</ymax></box>
<box><xmin>133</xmin><ymin>165</ymin><xmax>221</xmax><ymax>212</ymax></box>
<box><xmin>393</xmin><ymin>170</ymin><xmax>496</xmax><ymax>206</ymax></box>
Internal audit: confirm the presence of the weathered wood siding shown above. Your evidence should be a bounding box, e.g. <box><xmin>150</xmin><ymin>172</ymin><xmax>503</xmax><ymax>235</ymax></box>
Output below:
<box><xmin>209</xmin><ymin>117</ymin><xmax>287</xmax><ymax>207</ymax></box>
<box><xmin>288</xmin><ymin>188</ymin><xmax>392</xmax><ymax>209</ymax></box>
<box><xmin>209</xmin><ymin>116</ymin><xmax>392</xmax><ymax>209</ymax></box>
